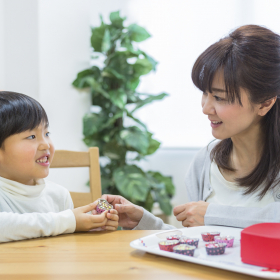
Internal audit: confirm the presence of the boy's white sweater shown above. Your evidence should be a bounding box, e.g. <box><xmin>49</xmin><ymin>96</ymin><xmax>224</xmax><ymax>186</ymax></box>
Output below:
<box><xmin>0</xmin><ymin>176</ymin><xmax>76</xmax><ymax>243</ymax></box>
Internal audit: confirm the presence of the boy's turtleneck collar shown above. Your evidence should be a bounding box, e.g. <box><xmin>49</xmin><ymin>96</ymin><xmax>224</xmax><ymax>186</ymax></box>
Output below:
<box><xmin>0</xmin><ymin>176</ymin><xmax>45</xmax><ymax>198</ymax></box>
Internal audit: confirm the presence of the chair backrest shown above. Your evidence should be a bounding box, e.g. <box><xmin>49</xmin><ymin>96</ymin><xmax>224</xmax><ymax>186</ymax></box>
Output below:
<box><xmin>50</xmin><ymin>147</ymin><xmax>102</xmax><ymax>208</ymax></box>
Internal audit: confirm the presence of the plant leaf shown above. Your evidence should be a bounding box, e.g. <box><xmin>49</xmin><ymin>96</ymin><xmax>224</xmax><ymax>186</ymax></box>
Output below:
<box><xmin>109</xmin><ymin>11</ymin><xmax>125</xmax><ymax>28</ymax></box>
<box><xmin>84</xmin><ymin>77</ymin><xmax>110</xmax><ymax>99</ymax></box>
<box><xmin>113</xmin><ymin>165</ymin><xmax>150</xmax><ymax>201</ymax></box>
<box><xmin>133</xmin><ymin>58</ymin><xmax>153</xmax><ymax>76</ymax></box>
<box><xmin>83</xmin><ymin>135</ymin><xmax>103</xmax><ymax>148</ymax></box>
<box><xmin>120</xmin><ymin>126</ymin><xmax>149</xmax><ymax>154</ymax></box>
<box><xmin>148</xmin><ymin>171</ymin><xmax>175</xmax><ymax>196</ymax></box>
<box><xmin>83</xmin><ymin>113</ymin><xmax>105</xmax><ymax>136</ymax></box>
<box><xmin>72</xmin><ymin>67</ymin><xmax>101</xmax><ymax>89</ymax></box>
<box><xmin>131</xmin><ymin>92</ymin><xmax>168</xmax><ymax>113</ymax></box>
<box><xmin>91</xmin><ymin>24</ymin><xmax>106</xmax><ymax>52</ymax></box>
<box><xmin>121</xmin><ymin>36</ymin><xmax>133</xmax><ymax>50</ymax></box>
<box><xmin>83</xmin><ymin>110</ymin><xmax>122</xmax><ymax>137</ymax></box>
<box><xmin>142</xmin><ymin>52</ymin><xmax>158</xmax><ymax>71</ymax></box>
<box><xmin>101</xmin><ymin>111</ymin><xmax>123</xmax><ymax>130</ymax></box>
<box><xmin>101</xmin><ymin>29</ymin><xmax>111</xmax><ymax>53</ymax></box>
<box><xmin>126</xmin><ymin>78</ymin><xmax>140</xmax><ymax>91</ymax></box>
<box><xmin>109</xmin><ymin>89</ymin><xmax>127</xmax><ymax>109</ymax></box>
<box><xmin>103</xmin><ymin>140</ymin><xmax>126</xmax><ymax>160</ymax></box>
<box><xmin>154</xmin><ymin>188</ymin><xmax>173</xmax><ymax>215</ymax></box>
<box><xmin>146</xmin><ymin>133</ymin><xmax>161</xmax><ymax>155</ymax></box>
<box><xmin>144</xmin><ymin>191</ymin><xmax>154</xmax><ymax>212</ymax></box>
<box><xmin>102</xmin><ymin>67</ymin><xmax>125</xmax><ymax>80</ymax></box>
<box><xmin>125</xmin><ymin>110</ymin><xmax>147</xmax><ymax>130</ymax></box>
<box><xmin>101</xmin><ymin>175</ymin><xmax>112</xmax><ymax>192</ymax></box>
<box><xmin>128</xmin><ymin>24</ymin><xmax>151</xmax><ymax>42</ymax></box>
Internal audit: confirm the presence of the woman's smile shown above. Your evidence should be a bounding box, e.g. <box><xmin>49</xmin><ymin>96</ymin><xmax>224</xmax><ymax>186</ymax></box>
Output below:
<box><xmin>210</xmin><ymin>119</ymin><xmax>223</xmax><ymax>128</ymax></box>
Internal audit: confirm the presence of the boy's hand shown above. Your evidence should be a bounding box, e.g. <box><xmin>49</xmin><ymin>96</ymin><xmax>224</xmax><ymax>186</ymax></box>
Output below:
<box><xmin>173</xmin><ymin>201</ymin><xmax>209</xmax><ymax>227</ymax></box>
<box><xmin>72</xmin><ymin>201</ymin><xmax>108</xmax><ymax>232</ymax></box>
<box><xmin>101</xmin><ymin>194</ymin><xmax>143</xmax><ymax>229</ymax></box>
<box><xmin>101</xmin><ymin>209</ymin><xmax>119</xmax><ymax>231</ymax></box>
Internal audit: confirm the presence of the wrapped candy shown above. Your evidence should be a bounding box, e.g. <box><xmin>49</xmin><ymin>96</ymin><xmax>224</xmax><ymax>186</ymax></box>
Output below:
<box><xmin>201</xmin><ymin>232</ymin><xmax>220</xmax><ymax>242</ymax></box>
<box><xmin>166</xmin><ymin>234</ymin><xmax>181</xmax><ymax>240</ymax></box>
<box><xmin>214</xmin><ymin>236</ymin><xmax>234</xmax><ymax>248</ymax></box>
<box><xmin>158</xmin><ymin>240</ymin><xmax>179</xmax><ymax>252</ymax></box>
<box><xmin>179</xmin><ymin>236</ymin><xmax>199</xmax><ymax>248</ymax></box>
<box><xmin>173</xmin><ymin>244</ymin><xmax>196</xmax><ymax>256</ymax></box>
<box><xmin>96</xmin><ymin>199</ymin><xmax>113</xmax><ymax>214</ymax></box>
<box><xmin>205</xmin><ymin>242</ymin><xmax>227</xmax><ymax>255</ymax></box>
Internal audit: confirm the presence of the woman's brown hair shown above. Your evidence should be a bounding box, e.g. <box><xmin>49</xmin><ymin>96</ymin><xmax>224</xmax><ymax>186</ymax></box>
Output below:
<box><xmin>192</xmin><ymin>25</ymin><xmax>280</xmax><ymax>199</ymax></box>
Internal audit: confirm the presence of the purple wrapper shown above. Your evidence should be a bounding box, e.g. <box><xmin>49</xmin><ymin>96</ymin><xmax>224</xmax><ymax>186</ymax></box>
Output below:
<box><xmin>205</xmin><ymin>242</ymin><xmax>227</xmax><ymax>255</ymax></box>
<box><xmin>179</xmin><ymin>237</ymin><xmax>199</xmax><ymax>248</ymax></box>
<box><xmin>214</xmin><ymin>236</ymin><xmax>234</xmax><ymax>248</ymax></box>
<box><xmin>96</xmin><ymin>199</ymin><xmax>113</xmax><ymax>213</ymax></box>
<box><xmin>173</xmin><ymin>244</ymin><xmax>196</xmax><ymax>257</ymax></box>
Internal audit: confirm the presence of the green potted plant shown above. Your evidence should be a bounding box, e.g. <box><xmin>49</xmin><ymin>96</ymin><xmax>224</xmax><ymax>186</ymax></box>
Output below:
<box><xmin>73</xmin><ymin>11</ymin><xmax>175</xmax><ymax>215</ymax></box>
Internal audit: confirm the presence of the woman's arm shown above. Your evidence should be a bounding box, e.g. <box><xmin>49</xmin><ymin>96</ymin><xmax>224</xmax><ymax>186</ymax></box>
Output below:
<box><xmin>205</xmin><ymin>202</ymin><xmax>280</xmax><ymax>228</ymax></box>
<box><xmin>177</xmin><ymin>142</ymin><xmax>280</xmax><ymax>228</ymax></box>
<box><xmin>133</xmin><ymin>208</ymin><xmax>176</xmax><ymax>230</ymax></box>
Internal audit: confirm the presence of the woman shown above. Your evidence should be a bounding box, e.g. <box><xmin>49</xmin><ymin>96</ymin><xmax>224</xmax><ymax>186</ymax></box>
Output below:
<box><xmin>103</xmin><ymin>25</ymin><xmax>280</xmax><ymax>229</ymax></box>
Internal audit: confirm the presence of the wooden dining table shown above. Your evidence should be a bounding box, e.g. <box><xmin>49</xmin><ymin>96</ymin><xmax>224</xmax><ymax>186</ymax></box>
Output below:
<box><xmin>0</xmin><ymin>230</ymin><xmax>263</xmax><ymax>280</ymax></box>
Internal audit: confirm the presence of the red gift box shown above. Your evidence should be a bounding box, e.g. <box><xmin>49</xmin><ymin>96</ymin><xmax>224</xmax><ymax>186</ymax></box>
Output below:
<box><xmin>241</xmin><ymin>223</ymin><xmax>280</xmax><ymax>269</ymax></box>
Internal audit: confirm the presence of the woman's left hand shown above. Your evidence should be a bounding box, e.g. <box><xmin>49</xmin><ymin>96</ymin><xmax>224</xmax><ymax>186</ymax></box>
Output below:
<box><xmin>173</xmin><ymin>201</ymin><xmax>210</xmax><ymax>227</ymax></box>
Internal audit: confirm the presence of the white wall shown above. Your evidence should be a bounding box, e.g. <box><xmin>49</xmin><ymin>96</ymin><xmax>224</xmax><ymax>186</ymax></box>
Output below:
<box><xmin>38</xmin><ymin>0</ymin><xmax>92</xmax><ymax>151</ymax></box>
<box><xmin>2</xmin><ymin>0</ymin><xmax>39</xmax><ymax>99</ymax></box>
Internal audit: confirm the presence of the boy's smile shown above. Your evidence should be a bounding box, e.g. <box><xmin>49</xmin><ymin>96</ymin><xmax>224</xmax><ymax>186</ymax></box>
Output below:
<box><xmin>0</xmin><ymin>123</ymin><xmax>55</xmax><ymax>185</ymax></box>
<box><xmin>35</xmin><ymin>154</ymin><xmax>50</xmax><ymax>166</ymax></box>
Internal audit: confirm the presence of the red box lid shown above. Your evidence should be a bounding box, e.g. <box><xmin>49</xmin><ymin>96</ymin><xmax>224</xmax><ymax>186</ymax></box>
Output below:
<box><xmin>241</xmin><ymin>223</ymin><xmax>280</xmax><ymax>269</ymax></box>
<box><xmin>242</xmin><ymin>223</ymin><xmax>280</xmax><ymax>239</ymax></box>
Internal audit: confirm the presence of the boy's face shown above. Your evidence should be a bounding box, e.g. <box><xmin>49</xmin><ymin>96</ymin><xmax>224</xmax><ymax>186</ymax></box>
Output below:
<box><xmin>0</xmin><ymin>123</ymin><xmax>55</xmax><ymax>185</ymax></box>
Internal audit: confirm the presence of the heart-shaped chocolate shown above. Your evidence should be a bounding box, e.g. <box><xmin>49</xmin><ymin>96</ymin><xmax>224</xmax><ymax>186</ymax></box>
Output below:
<box><xmin>96</xmin><ymin>199</ymin><xmax>113</xmax><ymax>213</ymax></box>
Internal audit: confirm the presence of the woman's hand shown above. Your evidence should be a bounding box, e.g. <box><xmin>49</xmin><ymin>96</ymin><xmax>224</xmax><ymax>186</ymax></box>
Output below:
<box><xmin>72</xmin><ymin>201</ymin><xmax>109</xmax><ymax>232</ymax></box>
<box><xmin>173</xmin><ymin>201</ymin><xmax>210</xmax><ymax>227</ymax></box>
<box><xmin>101</xmin><ymin>194</ymin><xmax>144</xmax><ymax>229</ymax></box>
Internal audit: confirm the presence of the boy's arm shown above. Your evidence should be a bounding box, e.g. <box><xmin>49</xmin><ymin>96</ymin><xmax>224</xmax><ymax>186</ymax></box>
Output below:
<box><xmin>0</xmin><ymin>202</ymin><xmax>111</xmax><ymax>243</ymax></box>
<box><xmin>0</xmin><ymin>210</ymin><xmax>76</xmax><ymax>243</ymax></box>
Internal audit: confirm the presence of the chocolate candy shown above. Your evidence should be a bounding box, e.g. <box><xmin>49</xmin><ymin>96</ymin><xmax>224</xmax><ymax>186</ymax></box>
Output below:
<box><xmin>96</xmin><ymin>199</ymin><xmax>113</xmax><ymax>214</ymax></box>
<box><xmin>214</xmin><ymin>236</ymin><xmax>234</xmax><ymax>248</ymax></box>
<box><xmin>179</xmin><ymin>236</ymin><xmax>199</xmax><ymax>248</ymax></box>
<box><xmin>173</xmin><ymin>244</ymin><xmax>196</xmax><ymax>256</ymax></box>
<box><xmin>158</xmin><ymin>240</ymin><xmax>179</xmax><ymax>252</ymax></box>
<box><xmin>205</xmin><ymin>242</ymin><xmax>227</xmax><ymax>255</ymax></box>
<box><xmin>166</xmin><ymin>234</ymin><xmax>181</xmax><ymax>240</ymax></box>
<box><xmin>201</xmin><ymin>232</ymin><xmax>220</xmax><ymax>242</ymax></box>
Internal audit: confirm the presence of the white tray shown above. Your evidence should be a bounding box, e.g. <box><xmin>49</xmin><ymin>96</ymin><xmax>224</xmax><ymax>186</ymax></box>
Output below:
<box><xmin>130</xmin><ymin>226</ymin><xmax>280</xmax><ymax>279</ymax></box>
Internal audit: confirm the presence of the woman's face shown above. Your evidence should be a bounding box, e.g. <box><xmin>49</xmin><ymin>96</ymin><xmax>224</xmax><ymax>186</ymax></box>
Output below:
<box><xmin>201</xmin><ymin>71</ymin><xmax>262</xmax><ymax>141</ymax></box>
<box><xmin>0</xmin><ymin>123</ymin><xmax>55</xmax><ymax>185</ymax></box>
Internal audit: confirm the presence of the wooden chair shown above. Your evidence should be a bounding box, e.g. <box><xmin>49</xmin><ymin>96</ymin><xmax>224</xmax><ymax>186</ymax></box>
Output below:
<box><xmin>50</xmin><ymin>147</ymin><xmax>102</xmax><ymax>208</ymax></box>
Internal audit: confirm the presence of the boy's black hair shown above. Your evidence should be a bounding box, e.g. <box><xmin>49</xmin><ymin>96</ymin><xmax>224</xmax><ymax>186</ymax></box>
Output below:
<box><xmin>0</xmin><ymin>91</ymin><xmax>49</xmax><ymax>148</ymax></box>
